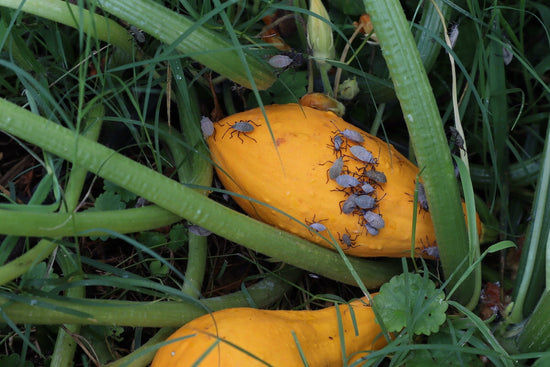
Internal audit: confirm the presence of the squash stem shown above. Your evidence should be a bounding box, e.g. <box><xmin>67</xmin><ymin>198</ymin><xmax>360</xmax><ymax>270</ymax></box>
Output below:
<box><xmin>362</xmin><ymin>0</ymin><xmax>476</xmax><ymax>305</ymax></box>
<box><xmin>0</xmin><ymin>266</ymin><xmax>303</xmax><ymax>327</ymax></box>
<box><xmin>0</xmin><ymin>98</ymin><xmax>400</xmax><ymax>288</ymax></box>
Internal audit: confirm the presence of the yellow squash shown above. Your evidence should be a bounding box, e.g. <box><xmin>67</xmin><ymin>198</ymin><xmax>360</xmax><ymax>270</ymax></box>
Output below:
<box><xmin>151</xmin><ymin>297</ymin><xmax>387</xmax><ymax>366</ymax></box>
<box><xmin>207</xmin><ymin>103</ymin><xmax>442</xmax><ymax>257</ymax></box>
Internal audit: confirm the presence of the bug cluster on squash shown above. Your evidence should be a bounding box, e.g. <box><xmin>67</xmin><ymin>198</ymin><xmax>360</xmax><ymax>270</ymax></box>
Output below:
<box><xmin>320</xmin><ymin>126</ymin><xmax>387</xmax><ymax>248</ymax></box>
<box><xmin>204</xmin><ymin>103</ymin><xmax>442</xmax><ymax>258</ymax></box>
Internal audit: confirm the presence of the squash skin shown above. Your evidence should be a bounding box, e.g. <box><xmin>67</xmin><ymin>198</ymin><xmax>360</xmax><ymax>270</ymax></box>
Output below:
<box><xmin>207</xmin><ymin>103</ymin><xmax>441</xmax><ymax>257</ymax></box>
<box><xmin>151</xmin><ymin>297</ymin><xmax>387</xmax><ymax>366</ymax></box>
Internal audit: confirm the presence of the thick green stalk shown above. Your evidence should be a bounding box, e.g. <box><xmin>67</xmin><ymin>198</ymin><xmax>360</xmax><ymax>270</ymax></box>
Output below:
<box><xmin>362</xmin><ymin>0</ymin><xmax>475</xmax><ymax>304</ymax></box>
<box><xmin>0</xmin><ymin>266</ymin><xmax>302</xmax><ymax>327</ymax></box>
<box><xmin>518</xmin><ymin>291</ymin><xmax>550</xmax><ymax>352</ymax></box>
<box><xmin>103</xmin><ymin>327</ymin><xmax>176</xmax><ymax>367</ymax></box>
<box><xmin>0</xmin><ymin>205</ymin><xmax>181</xmax><ymax>286</ymax></box>
<box><xmin>49</xmin><ymin>104</ymin><xmax>103</xmax><ymax>367</ymax></box>
<box><xmin>415</xmin><ymin>0</ymin><xmax>452</xmax><ymax>72</ymax></box>
<box><xmin>95</xmin><ymin>0</ymin><xmax>275</xmax><ymax>90</ymax></box>
<box><xmin>510</xmin><ymin>116</ymin><xmax>550</xmax><ymax>322</ymax></box>
<box><xmin>0</xmin><ymin>0</ymin><xmax>133</xmax><ymax>56</ymax></box>
<box><xmin>0</xmin><ymin>98</ymin><xmax>400</xmax><ymax>287</ymax></box>
<box><xmin>0</xmin><ymin>206</ymin><xmax>180</xmax><ymax>238</ymax></box>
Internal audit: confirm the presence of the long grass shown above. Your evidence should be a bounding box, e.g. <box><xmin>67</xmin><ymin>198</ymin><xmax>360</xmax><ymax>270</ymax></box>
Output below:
<box><xmin>0</xmin><ymin>0</ymin><xmax>549</xmax><ymax>365</ymax></box>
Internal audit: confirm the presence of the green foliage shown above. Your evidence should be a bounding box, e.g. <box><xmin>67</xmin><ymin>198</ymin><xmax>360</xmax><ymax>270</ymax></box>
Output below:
<box><xmin>250</xmin><ymin>70</ymin><xmax>308</xmax><ymax>106</ymax></box>
<box><xmin>19</xmin><ymin>262</ymin><xmax>59</xmax><ymax>292</ymax></box>
<box><xmin>0</xmin><ymin>0</ymin><xmax>548</xmax><ymax>365</ymax></box>
<box><xmin>375</xmin><ymin>272</ymin><xmax>447</xmax><ymax>335</ymax></box>
<box><xmin>0</xmin><ymin>354</ymin><xmax>34</xmax><ymax>367</ymax></box>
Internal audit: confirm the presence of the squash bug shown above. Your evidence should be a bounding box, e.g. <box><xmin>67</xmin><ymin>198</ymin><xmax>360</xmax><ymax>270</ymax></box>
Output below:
<box><xmin>336</xmin><ymin>128</ymin><xmax>364</xmax><ymax>143</ymax></box>
<box><xmin>448</xmin><ymin>126</ymin><xmax>465</xmax><ymax>152</ymax></box>
<box><xmin>338</xmin><ymin>230</ymin><xmax>358</xmax><ymax>248</ymax></box>
<box><xmin>349</xmin><ymin>145</ymin><xmax>375</xmax><ymax>164</ymax></box>
<box><xmin>187</xmin><ymin>224</ymin><xmax>212</xmax><ymax>237</ymax></box>
<box><xmin>354</xmin><ymin>195</ymin><xmax>375</xmax><ymax>210</ymax></box>
<box><xmin>334</xmin><ymin>174</ymin><xmax>360</xmax><ymax>188</ymax></box>
<box><xmin>365</xmin><ymin>223</ymin><xmax>379</xmax><ymax>236</ymax></box>
<box><xmin>420</xmin><ymin>237</ymin><xmax>439</xmax><ymax>258</ymax></box>
<box><xmin>328</xmin><ymin>157</ymin><xmax>344</xmax><ymax>181</ymax></box>
<box><xmin>340</xmin><ymin>194</ymin><xmax>358</xmax><ymax>214</ymax></box>
<box><xmin>329</xmin><ymin>120</ymin><xmax>365</xmax><ymax>143</ymax></box>
<box><xmin>320</xmin><ymin>157</ymin><xmax>345</xmax><ymax>183</ymax></box>
<box><xmin>268</xmin><ymin>55</ymin><xmax>293</xmax><ymax>69</ymax></box>
<box><xmin>305</xmin><ymin>215</ymin><xmax>327</xmax><ymax>232</ymax></box>
<box><xmin>363</xmin><ymin>169</ymin><xmax>387</xmax><ymax>184</ymax></box>
<box><xmin>129</xmin><ymin>25</ymin><xmax>146</xmax><ymax>43</ymax></box>
<box><xmin>417</xmin><ymin>182</ymin><xmax>429</xmax><ymax>212</ymax></box>
<box><xmin>327</xmin><ymin>134</ymin><xmax>346</xmax><ymax>157</ymax></box>
<box><xmin>221</xmin><ymin>120</ymin><xmax>260</xmax><ymax>143</ymax></box>
<box><xmin>361</xmin><ymin>183</ymin><xmax>375</xmax><ymax>194</ymax></box>
<box><xmin>363</xmin><ymin>211</ymin><xmax>385</xmax><ymax>229</ymax></box>
<box><xmin>200</xmin><ymin>116</ymin><xmax>215</xmax><ymax>139</ymax></box>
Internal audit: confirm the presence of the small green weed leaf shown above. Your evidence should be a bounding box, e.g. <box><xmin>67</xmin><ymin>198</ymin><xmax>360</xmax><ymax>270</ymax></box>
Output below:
<box><xmin>375</xmin><ymin>272</ymin><xmax>447</xmax><ymax>335</ymax></box>
<box><xmin>94</xmin><ymin>191</ymin><xmax>125</xmax><ymax>211</ymax></box>
<box><xmin>248</xmin><ymin>70</ymin><xmax>308</xmax><ymax>106</ymax></box>
<box><xmin>86</xmin><ymin>191</ymin><xmax>126</xmax><ymax>240</ymax></box>
<box><xmin>20</xmin><ymin>262</ymin><xmax>59</xmax><ymax>291</ymax></box>
<box><xmin>168</xmin><ymin>224</ymin><xmax>188</xmax><ymax>251</ymax></box>
<box><xmin>149</xmin><ymin>260</ymin><xmax>169</xmax><ymax>277</ymax></box>
<box><xmin>405</xmin><ymin>331</ymin><xmax>484</xmax><ymax>367</ymax></box>
<box><xmin>108</xmin><ymin>325</ymin><xmax>125</xmax><ymax>342</ymax></box>
<box><xmin>137</xmin><ymin>231</ymin><xmax>167</xmax><ymax>249</ymax></box>
<box><xmin>104</xmin><ymin>180</ymin><xmax>137</xmax><ymax>203</ymax></box>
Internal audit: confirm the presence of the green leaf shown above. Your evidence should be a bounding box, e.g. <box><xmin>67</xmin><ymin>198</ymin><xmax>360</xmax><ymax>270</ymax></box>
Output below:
<box><xmin>94</xmin><ymin>191</ymin><xmax>125</xmax><ymax>211</ymax></box>
<box><xmin>20</xmin><ymin>262</ymin><xmax>59</xmax><ymax>292</ymax></box>
<box><xmin>406</xmin><ymin>348</ymin><xmax>483</xmax><ymax>367</ymax></box>
<box><xmin>0</xmin><ymin>354</ymin><xmax>34</xmax><ymax>367</ymax></box>
<box><xmin>168</xmin><ymin>224</ymin><xmax>188</xmax><ymax>251</ymax></box>
<box><xmin>137</xmin><ymin>232</ymin><xmax>167</xmax><ymax>249</ymax></box>
<box><xmin>149</xmin><ymin>260</ymin><xmax>169</xmax><ymax>277</ymax></box>
<box><xmin>375</xmin><ymin>272</ymin><xmax>448</xmax><ymax>335</ymax></box>
<box><xmin>104</xmin><ymin>180</ymin><xmax>137</xmax><ymax>203</ymax></box>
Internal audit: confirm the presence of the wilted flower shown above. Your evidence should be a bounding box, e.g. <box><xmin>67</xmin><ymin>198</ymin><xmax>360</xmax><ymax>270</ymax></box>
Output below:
<box><xmin>307</xmin><ymin>0</ymin><xmax>335</xmax><ymax>70</ymax></box>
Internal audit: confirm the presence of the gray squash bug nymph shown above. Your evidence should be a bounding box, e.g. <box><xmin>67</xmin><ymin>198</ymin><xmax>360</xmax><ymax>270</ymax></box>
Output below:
<box><xmin>129</xmin><ymin>25</ymin><xmax>146</xmax><ymax>43</ymax></box>
<box><xmin>363</xmin><ymin>211</ymin><xmax>385</xmax><ymax>229</ymax></box>
<box><xmin>364</xmin><ymin>169</ymin><xmax>387</xmax><ymax>184</ymax></box>
<box><xmin>338</xmin><ymin>128</ymin><xmax>364</xmax><ymax>143</ymax></box>
<box><xmin>349</xmin><ymin>145</ymin><xmax>375</xmax><ymax>164</ymax></box>
<box><xmin>420</xmin><ymin>237</ymin><xmax>439</xmax><ymax>258</ymax></box>
<box><xmin>328</xmin><ymin>157</ymin><xmax>344</xmax><ymax>180</ymax></box>
<box><xmin>341</xmin><ymin>194</ymin><xmax>358</xmax><ymax>214</ymax></box>
<box><xmin>417</xmin><ymin>182</ymin><xmax>429</xmax><ymax>212</ymax></box>
<box><xmin>361</xmin><ymin>183</ymin><xmax>375</xmax><ymax>194</ymax></box>
<box><xmin>327</xmin><ymin>134</ymin><xmax>346</xmax><ymax>157</ymax></box>
<box><xmin>354</xmin><ymin>195</ymin><xmax>375</xmax><ymax>210</ymax></box>
<box><xmin>305</xmin><ymin>215</ymin><xmax>327</xmax><ymax>232</ymax></box>
<box><xmin>334</xmin><ymin>174</ymin><xmax>360</xmax><ymax>188</ymax></box>
<box><xmin>200</xmin><ymin>116</ymin><xmax>215</xmax><ymax>139</ymax></box>
<box><xmin>338</xmin><ymin>230</ymin><xmax>358</xmax><ymax>248</ymax></box>
<box><xmin>448</xmin><ymin>126</ymin><xmax>466</xmax><ymax>152</ymax></box>
<box><xmin>365</xmin><ymin>223</ymin><xmax>379</xmax><ymax>236</ymax></box>
<box><xmin>221</xmin><ymin>120</ymin><xmax>260</xmax><ymax>143</ymax></box>
<box><xmin>268</xmin><ymin>55</ymin><xmax>293</xmax><ymax>69</ymax></box>
<box><xmin>187</xmin><ymin>224</ymin><xmax>212</xmax><ymax>236</ymax></box>
<box><xmin>422</xmin><ymin>246</ymin><xmax>440</xmax><ymax>258</ymax></box>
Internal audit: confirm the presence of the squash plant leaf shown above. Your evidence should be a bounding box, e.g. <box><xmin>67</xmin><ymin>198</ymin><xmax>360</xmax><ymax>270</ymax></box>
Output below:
<box><xmin>375</xmin><ymin>272</ymin><xmax>448</xmax><ymax>335</ymax></box>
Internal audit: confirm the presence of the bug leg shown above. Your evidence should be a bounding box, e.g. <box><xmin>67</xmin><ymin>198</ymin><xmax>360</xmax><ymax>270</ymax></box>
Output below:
<box><xmin>221</xmin><ymin>126</ymin><xmax>232</xmax><ymax>140</ymax></box>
